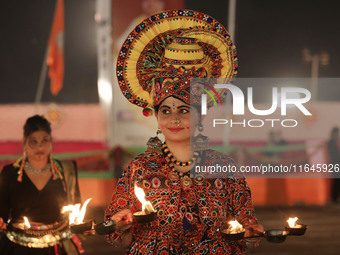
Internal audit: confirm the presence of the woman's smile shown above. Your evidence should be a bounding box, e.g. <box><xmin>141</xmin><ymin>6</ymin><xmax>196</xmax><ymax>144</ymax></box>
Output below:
<box><xmin>167</xmin><ymin>127</ymin><xmax>184</xmax><ymax>133</ymax></box>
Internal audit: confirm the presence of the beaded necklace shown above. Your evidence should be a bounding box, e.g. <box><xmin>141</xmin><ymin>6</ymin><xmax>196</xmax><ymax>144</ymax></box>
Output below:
<box><xmin>162</xmin><ymin>143</ymin><xmax>202</xmax><ymax>188</ymax></box>
<box><xmin>24</xmin><ymin>162</ymin><xmax>50</xmax><ymax>175</ymax></box>
<box><xmin>162</xmin><ymin>143</ymin><xmax>199</xmax><ymax>167</ymax></box>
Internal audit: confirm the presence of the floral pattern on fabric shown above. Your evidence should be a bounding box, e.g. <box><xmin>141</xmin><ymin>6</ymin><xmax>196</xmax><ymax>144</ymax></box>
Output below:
<box><xmin>105</xmin><ymin>150</ymin><xmax>257</xmax><ymax>254</ymax></box>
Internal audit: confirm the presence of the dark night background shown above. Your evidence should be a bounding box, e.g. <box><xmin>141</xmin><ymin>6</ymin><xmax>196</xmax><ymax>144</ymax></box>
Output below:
<box><xmin>1</xmin><ymin>0</ymin><xmax>340</xmax><ymax>104</ymax></box>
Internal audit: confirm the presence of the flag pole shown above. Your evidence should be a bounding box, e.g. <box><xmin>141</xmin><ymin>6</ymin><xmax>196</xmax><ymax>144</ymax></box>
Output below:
<box><xmin>34</xmin><ymin>46</ymin><xmax>49</xmax><ymax>114</ymax></box>
<box><xmin>35</xmin><ymin>0</ymin><xmax>64</xmax><ymax>113</ymax></box>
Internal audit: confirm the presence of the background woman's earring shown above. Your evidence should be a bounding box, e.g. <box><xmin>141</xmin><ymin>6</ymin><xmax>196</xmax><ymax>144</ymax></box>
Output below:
<box><xmin>192</xmin><ymin>122</ymin><xmax>209</xmax><ymax>152</ymax></box>
<box><xmin>17</xmin><ymin>151</ymin><xmax>27</xmax><ymax>182</ymax></box>
<box><xmin>49</xmin><ymin>153</ymin><xmax>63</xmax><ymax>180</ymax></box>
<box><xmin>146</xmin><ymin>128</ymin><xmax>163</xmax><ymax>153</ymax></box>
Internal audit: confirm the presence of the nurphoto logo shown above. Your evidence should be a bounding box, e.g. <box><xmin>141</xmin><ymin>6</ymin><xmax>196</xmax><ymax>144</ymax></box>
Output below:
<box><xmin>197</xmin><ymin>80</ymin><xmax>312</xmax><ymax>128</ymax></box>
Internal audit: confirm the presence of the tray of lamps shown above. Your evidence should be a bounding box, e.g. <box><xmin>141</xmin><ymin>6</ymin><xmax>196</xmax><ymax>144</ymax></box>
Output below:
<box><xmin>6</xmin><ymin>216</ymin><xmax>71</xmax><ymax>248</ymax></box>
<box><xmin>222</xmin><ymin>217</ymin><xmax>307</xmax><ymax>243</ymax></box>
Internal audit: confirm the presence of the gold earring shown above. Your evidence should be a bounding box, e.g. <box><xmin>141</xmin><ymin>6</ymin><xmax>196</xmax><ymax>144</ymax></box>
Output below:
<box><xmin>17</xmin><ymin>151</ymin><xmax>27</xmax><ymax>182</ymax></box>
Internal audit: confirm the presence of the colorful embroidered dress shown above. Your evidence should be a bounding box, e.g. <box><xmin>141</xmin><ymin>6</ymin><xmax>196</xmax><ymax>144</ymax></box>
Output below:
<box><xmin>105</xmin><ymin>150</ymin><xmax>257</xmax><ymax>254</ymax></box>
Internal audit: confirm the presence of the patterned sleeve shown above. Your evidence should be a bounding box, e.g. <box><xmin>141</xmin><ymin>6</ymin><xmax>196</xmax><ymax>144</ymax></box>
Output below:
<box><xmin>232</xmin><ymin>177</ymin><xmax>258</xmax><ymax>226</ymax></box>
<box><xmin>104</xmin><ymin>158</ymin><xmax>140</xmax><ymax>244</ymax></box>
<box><xmin>223</xmin><ymin>155</ymin><xmax>257</xmax><ymax>225</ymax></box>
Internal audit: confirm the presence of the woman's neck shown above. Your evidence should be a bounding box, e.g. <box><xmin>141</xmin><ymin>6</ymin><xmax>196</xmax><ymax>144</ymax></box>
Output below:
<box><xmin>165</xmin><ymin>139</ymin><xmax>191</xmax><ymax>162</ymax></box>
<box><xmin>27</xmin><ymin>158</ymin><xmax>49</xmax><ymax>170</ymax></box>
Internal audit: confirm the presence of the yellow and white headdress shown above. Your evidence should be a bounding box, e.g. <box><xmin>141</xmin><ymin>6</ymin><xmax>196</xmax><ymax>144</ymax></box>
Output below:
<box><xmin>116</xmin><ymin>9</ymin><xmax>238</xmax><ymax>116</ymax></box>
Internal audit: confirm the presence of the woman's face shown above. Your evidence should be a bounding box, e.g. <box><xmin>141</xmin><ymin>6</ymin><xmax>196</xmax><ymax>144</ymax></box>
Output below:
<box><xmin>24</xmin><ymin>130</ymin><xmax>51</xmax><ymax>162</ymax></box>
<box><xmin>155</xmin><ymin>97</ymin><xmax>200</xmax><ymax>143</ymax></box>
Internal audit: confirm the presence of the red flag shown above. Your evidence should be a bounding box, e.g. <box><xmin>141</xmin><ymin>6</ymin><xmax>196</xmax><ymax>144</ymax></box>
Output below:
<box><xmin>47</xmin><ymin>0</ymin><xmax>64</xmax><ymax>96</ymax></box>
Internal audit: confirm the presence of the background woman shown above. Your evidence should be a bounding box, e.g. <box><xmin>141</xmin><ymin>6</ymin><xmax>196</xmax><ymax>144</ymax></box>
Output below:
<box><xmin>105</xmin><ymin>10</ymin><xmax>263</xmax><ymax>254</ymax></box>
<box><xmin>0</xmin><ymin>115</ymin><xmax>81</xmax><ymax>254</ymax></box>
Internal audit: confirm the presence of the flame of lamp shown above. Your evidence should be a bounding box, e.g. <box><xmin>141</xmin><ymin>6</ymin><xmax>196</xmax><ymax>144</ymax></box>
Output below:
<box><xmin>287</xmin><ymin>217</ymin><xmax>298</xmax><ymax>228</ymax></box>
<box><xmin>221</xmin><ymin>220</ymin><xmax>245</xmax><ymax>241</ymax></box>
<box><xmin>133</xmin><ymin>184</ymin><xmax>157</xmax><ymax>223</ymax></box>
<box><xmin>62</xmin><ymin>198</ymin><xmax>92</xmax><ymax>225</ymax></box>
<box><xmin>228</xmin><ymin>220</ymin><xmax>245</xmax><ymax>233</ymax></box>
<box><xmin>23</xmin><ymin>217</ymin><xmax>31</xmax><ymax>229</ymax></box>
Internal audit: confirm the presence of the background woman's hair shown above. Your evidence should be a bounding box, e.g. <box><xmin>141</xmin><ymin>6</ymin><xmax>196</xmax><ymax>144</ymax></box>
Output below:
<box><xmin>23</xmin><ymin>115</ymin><xmax>51</xmax><ymax>138</ymax></box>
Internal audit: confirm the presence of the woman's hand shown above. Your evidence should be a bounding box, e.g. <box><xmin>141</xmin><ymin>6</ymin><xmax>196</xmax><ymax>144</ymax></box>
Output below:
<box><xmin>110</xmin><ymin>209</ymin><xmax>133</xmax><ymax>248</ymax></box>
<box><xmin>244</xmin><ymin>219</ymin><xmax>264</xmax><ymax>240</ymax></box>
<box><xmin>0</xmin><ymin>217</ymin><xmax>7</xmax><ymax>231</ymax></box>
<box><xmin>111</xmin><ymin>209</ymin><xmax>133</xmax><ymax>232</ymax></box>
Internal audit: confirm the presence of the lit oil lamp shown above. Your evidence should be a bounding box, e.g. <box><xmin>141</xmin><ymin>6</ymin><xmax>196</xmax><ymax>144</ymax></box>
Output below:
<box><xmin>23</xmin><ymin>217</ymin><xmax>31</xmax><ymax>229</ymax></box>
<box><xmin>133</xmin><ymin>184</ymin><xmax>157</xmax><ymax>223</ymax></box>
<box><xmin>7</xmin><ymin>216</ymin><xmax>70</xmax><ymax>248</ymax></box>
<box><xmin>222</xmin><ymin>220</ymin><xmax>246</xmax><ymax>241</ymax></box>
<box><xmin>285</xmin><ymin>217</ymin><xmax>307</xmax><ymax>235</ymax></box>
<box><xmin>11</xmin><ymin>216</ymin><xmax>31</xmax><ymax>231</ymax></box>
<box><xmin>62</xmin><ymin>198</ymin><xmax>93</xmax><ymax>234</ymax></box>
<box><xmin>95</xmin><ymin>185</ymin><xmax>157</xmax><ymax>234</ymax></box>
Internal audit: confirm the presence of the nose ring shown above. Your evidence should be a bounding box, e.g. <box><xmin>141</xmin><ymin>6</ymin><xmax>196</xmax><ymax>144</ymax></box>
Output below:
<box><xmin>176</xmin><ymin>118</ymin><xmax>180</xmax><ymax>126</ymax></box>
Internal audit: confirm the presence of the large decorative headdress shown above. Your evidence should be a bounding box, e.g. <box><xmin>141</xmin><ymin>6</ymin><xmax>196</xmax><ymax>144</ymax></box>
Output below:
<box><xmin>116</xmin><ymin>10</ymin><xmax>238</xmax><ymax>116</ymax></box>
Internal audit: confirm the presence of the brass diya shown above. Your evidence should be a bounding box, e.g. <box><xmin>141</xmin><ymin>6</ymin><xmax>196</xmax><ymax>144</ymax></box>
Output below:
<box><xmin>221</xmin><ymin>220</ymin><xmax>246</xmax><ymax>241</ymax></box>
<box><xmin>221</xmin><ymin>229</ymin><xmax>246</xmax><ymax>241</ymax></box>
<box><xmin>94</xmin><ymin>220</ymin><xmax>117</xmax><ymax>235</ymax></box>
<box><xmin>264</xmin><ymin>229</ymin><xmax>289</xmax><ymax>243</ymax></box>
<box><xmin>244</xmin><ymin>230</ymin><xmax>289</xmax><ymax>243</ymax></box>
<box><xmin>133</xmin><ymin>211</ymin><xmax>157</xmax><ymax>223</ymax></box>
<box><xmin>222</xmin><ymin>229</ymin><xmax>290</xmax><ymax>243</ymax></box>
<box><xmin>285</xmin><ymin>217</ymin><xmax>307</xmax><ymax>236</ymax></box>
<box><xmin>70</xmin><ymin>220</ymin><xmax>94</xmax><ymax>234</ymax></box>
<box><xmin>284</xmin><ymin>224</ymin><xmax>307</xmax><ymax>236</ymax></box>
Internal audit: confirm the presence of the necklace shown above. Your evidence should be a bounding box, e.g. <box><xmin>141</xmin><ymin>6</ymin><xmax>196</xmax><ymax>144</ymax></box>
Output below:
<box><xmin>162</xmin><ymin>143</ymin><xmax>199</xmax><ymax>167</ymax></box>
<box><xmin>24</xmin><ymin>162</ymin><xmax>50</xmax><ymax>175</ymax></box>
<box><xmin>162</xmin><ymin>143</ymin><xmax>202</xmax><ymax>188</ymax></box>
